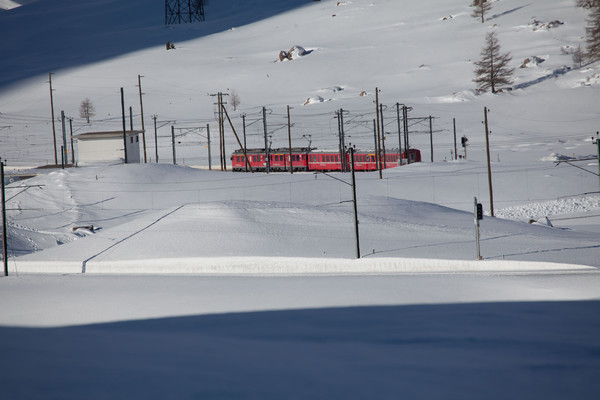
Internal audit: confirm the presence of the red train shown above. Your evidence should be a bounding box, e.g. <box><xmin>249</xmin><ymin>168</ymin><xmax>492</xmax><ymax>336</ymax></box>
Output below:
<box><xmin>231</xmin><ymin>147</ymin><xmax>421</xmax><ymax>172</ymax></box>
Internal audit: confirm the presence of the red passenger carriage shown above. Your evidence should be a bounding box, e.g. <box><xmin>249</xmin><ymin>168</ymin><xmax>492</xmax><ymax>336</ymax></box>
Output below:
<box><xmin>231</xmin><ymin>148</ymin><xmax>420</xmax><ymax>172</ymax></box>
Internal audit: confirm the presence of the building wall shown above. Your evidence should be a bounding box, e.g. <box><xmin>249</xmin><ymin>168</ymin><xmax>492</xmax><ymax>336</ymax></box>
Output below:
<box><xmin>76</xmin><ymin>136</ymin><xmax>140</xmax><ymax>164</ymax></box>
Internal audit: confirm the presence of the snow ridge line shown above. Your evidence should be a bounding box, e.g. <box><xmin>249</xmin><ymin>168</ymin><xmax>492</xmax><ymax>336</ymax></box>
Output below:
<box><xmin>10</xmin><ymin>256</ymin><xmax>596</xmax><ymax>275</ymax></box>
<box><xmin>81</xmin><ymin>205</ymin><xmax>185</xmax><ymax>273</ymax></box>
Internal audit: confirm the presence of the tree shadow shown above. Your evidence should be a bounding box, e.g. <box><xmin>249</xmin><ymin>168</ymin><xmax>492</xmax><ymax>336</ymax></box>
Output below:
<box><xmin>488</xmin><ymin>4</ymin><xmax>531</xmax><ymax>21</ymax></box>
<box><xmin>514</xmin><ymin>66</ymin><xmax>572</xmax><ymax>90</ymax></box>
<box><xmin>1</xmin><ymin>301</ymin><xmax>599</xmax><ymax>399</ymax></box>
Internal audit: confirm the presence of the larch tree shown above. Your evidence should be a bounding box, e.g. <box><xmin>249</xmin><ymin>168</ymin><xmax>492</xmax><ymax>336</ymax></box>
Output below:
<box><xmin>585</xmin><ymin>2</ymin><xmax>600</xmax><ymax>61</ymax></box>
<box><xmin>576</xmin><ymin>0</ymin><xmax>598</xmax><ymax>9</ymax></box>
<box><xmin>472</xmin><ymin>0</ymin><xmax>493</xmax><ymax>23</ymax></box>
<box><xmin>79</xmin><ymin>98</ymin><xmax>96</xmax><ymax>123</ymax></box>
<box><xmin>473</xmin><ymin>31</ymin><xmax>514</xmax><ymax>93</ymax></box>
<box><xmin>573</xmin><ymin>44</ymin><xmax>585</xmax><ymax>67</ymax></box>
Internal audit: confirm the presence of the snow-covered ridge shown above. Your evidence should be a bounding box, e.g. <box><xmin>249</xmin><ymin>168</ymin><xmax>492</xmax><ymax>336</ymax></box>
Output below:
<box><xmin>9</xmin><ymin>256</ymin><xmax>595</xmax><ymax>275</ymax></box>
<box><xmin>496</xmin><ymin>194</ymin><xmax>600</xmax><ymax>221</ymax></box>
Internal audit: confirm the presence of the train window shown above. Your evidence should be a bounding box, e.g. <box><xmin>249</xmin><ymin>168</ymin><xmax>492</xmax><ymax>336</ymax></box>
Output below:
<box><xmin>334</xmin><ymin>155</ymin><xmax>339</xmax><ymax>162</ymax></box>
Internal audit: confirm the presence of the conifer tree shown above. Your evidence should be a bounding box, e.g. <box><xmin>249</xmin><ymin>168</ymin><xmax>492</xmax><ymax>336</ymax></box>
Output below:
<box><xmin>585</xmin><ymin>2</ymin><xmax>600</xmax><ymax>61</ymax></box>
<box><xmin>472</xmin><ymin>0</ymin><xmax>493</xmax><ymax>23</ymax></box>
<box><xmin>473</xmin><ymin>31</ymin><xmax>514</xmax><ymax>93</ymax></box>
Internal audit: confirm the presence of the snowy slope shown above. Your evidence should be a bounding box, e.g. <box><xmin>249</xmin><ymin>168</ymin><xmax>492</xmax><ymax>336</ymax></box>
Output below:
<box><xmin>1</xmin><ymin>0</ymin><xmax>599</xmax><ymax>269</ymax></box>
<box><xmin>1</xmin><ymin>0</ymin><xmax>598</xmax><ymax>167</ymax></box>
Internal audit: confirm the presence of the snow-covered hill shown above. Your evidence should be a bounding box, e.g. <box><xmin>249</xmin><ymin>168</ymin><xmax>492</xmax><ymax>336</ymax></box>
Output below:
<box><xmin>1</xmin><ymin>0</ymin><xmax>598</xmax><ymax>167</ymax></box>
<box><xmin>0</xmin><ymin>0</ymin><xmax>598</xmax><ymax>266</ymax></box>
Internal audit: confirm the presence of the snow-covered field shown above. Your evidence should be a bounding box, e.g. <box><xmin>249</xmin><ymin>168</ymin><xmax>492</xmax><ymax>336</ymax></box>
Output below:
<box><xmin>1</xmin><ymin>0</ymin><xmax>600</xmax><ymax>398</ymax></box>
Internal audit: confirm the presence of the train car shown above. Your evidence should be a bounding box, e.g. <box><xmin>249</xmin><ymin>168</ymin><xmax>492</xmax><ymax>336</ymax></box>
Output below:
<box><xmin>307</xmin><ymin>151</ymin><xmax>343</xmax><ymax>172</ymax></box>
<box><xmin>349</xmin><ymin>152</ymin><xmax>376</xmax><ymax>171</ymax></box>
<box><xmin>231</xmin><ymin>148</ymin><xmax>264</xmax><ymax>171</ymax></box>
<box><xmin>231</xmin><ymin>147</ymin><xmax>420</xmax><ymax>172</ymax></box>
<box><xmin>269</xmin><ymin>148</ymin><xmax>310</xmax><ymax>172</ymax></box>
<box><xmin>403</xmin><ymin>148</ymin><xmax>422</xmax><ymax>163</ymax></box>
<box><xmin>231</xmin><ymin>148</ymin><xmax>310</xmax><ymax>172</ymax></box>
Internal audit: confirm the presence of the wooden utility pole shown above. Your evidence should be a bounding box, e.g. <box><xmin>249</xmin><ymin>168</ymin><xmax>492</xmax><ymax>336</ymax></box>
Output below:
<box><xmin>171</xmin><ymin>125</ymin><xmax>177</xmax><ymax>165</ymax></box>
<box><xmin>48</xmin><ymin>72</ymin><xmax>58</xmax><ymax>165</ymax></box>
<box><xmin>484</xmin><ymin>106</ymin><xmax>494</xmax><ymax>217</ymax></box>
<box><xmin>152</xmin><ymin>115</ymin><xmax>159</xmax><ymax>163</ymax></box>
<box><xmin>263</xmin><ymin>107</ymin><xmax>270</xmax><ymax>173</ymax></box>
<box><xmin>372</xmin><ymin>119</ymin><xmax>378</xmax><ymax>168</ymax></box>
<box><xmin>60</xmin><ymin>111</ymin><xmax>68</xmax><ymax>165</ymax></box>
<box><xmin>68</xmin><ymin>117</ymin><xmax>75</xmax><ymax>164</ymax></box>
<box><xmin>121</xmin><ymin>88</ymin><xmax>128</xmax><ymax>163</ymax></box>
<box><xmin>350</xmin><ymin>148</ymin><xmax>360</xmax><ymax>259</ymax></box>
<box><xmin>453</xmin><ymin>118</ymin><xmax>457</xmax><ymax>160</ymax></box>
<box><xmin>206</xmin><ymin>124</ymin><xmax>211</xmax><ymax>170</ymax></box>
<box><xmin>138</xmin><ymin>75</ymin><xmax>147</xmax><ymax>163</ymax></box>
<box><xmin>593</xmin><ymin>132</ymin><xmax>600</xmax><ymax>193</ymax></box>
<box><xmin>380</xmin><ymin>104</ymin><xmax>386</xmax><ymax>169</ymax></box>
<box><xmin>396</xmin><ymin>103</ymin><xmax>403</xmax><ymax>165</ymax></box>
<box><xmin>375</xmin><ymin>88</ymin><xmax>382</xmax><ymax>179</ymax></box>
<box><xmin>287</xmin><ymin>105</ymin><xmax>293</xmax><ymax>174</ymax></box>
<box><xmin>1</xmin><ymin>159</ymin><xmax>8</xmax><ymax>276</ymax></box>
<box><xmin>219</xmin><ymin>93</ymin><xmax>226</xmax><ymax>171</ymax></box>
<box><xmin>209</xmin><ymin>92</ymin><xmax>228</xmax><ymax>170</ymax></box>
<box><xmin>403</xmin><ymin>105</ymin><xmax>410</xmax><ymax>164</ymax></box>
<box><xmin>429</xmin><ymin>115</ymin><xmax>433</xmax><ymax>162</ymax></box>
<box><xmin>129</xmin><ymin>106</ymin><xmax>133</xmax><ymax>131</ymax></box>
<box><xmin>337</xmin><ymin>109</ymin><xmax>347</xmax><ymax>172</ymax></box>
<box><xmin>242</xmin><ymin>114</ymin><xmax>247</xmax><ymax>172</ymax></box>
<box><xmin>221</xmin><ymin>106</ymin><xmax>252</xmax><ymax>173</ymax></box>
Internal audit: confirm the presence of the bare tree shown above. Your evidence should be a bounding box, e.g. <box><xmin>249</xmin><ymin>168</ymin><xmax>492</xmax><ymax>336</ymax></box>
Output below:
<box><xmin>230</xmin><ymin>89</ymin><xmax>241</xmax><ymax>111</ymax></box>
<box><xmin>472</xmin><ymin>0</ymin><xmax>493</xmax><ymax>23</ymax></box>
<box><xmin>473</xmin><ymin>31</ymin><xmax>514</xmax><ymax>93</ymax></box>
<box><xmin>573</xmin><ymin>44</ymin><xmax>585</xmax><ymax>67</ymax></box>
<box><xmin>79</xmin><ymin>98</ymin><xmax>96</xmax><ymax>123</ymax></box>
<box><xmin>585</xmin><ymin>2</ymin><xmax>600</xmax><ymax>61</ymax></box>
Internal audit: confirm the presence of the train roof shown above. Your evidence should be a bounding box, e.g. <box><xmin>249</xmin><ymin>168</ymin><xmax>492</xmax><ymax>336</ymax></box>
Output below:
<box><xmin>232</xmin><ymin>147</ymin><xmax>411</xmax><ymax>155</ymax></box>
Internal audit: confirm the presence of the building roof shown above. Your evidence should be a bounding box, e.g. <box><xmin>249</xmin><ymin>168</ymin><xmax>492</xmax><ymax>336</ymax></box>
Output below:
<box><xmin>74</xmin><ymin>130</ymin><xmax>143</xmax><ymax>140</ymax></box>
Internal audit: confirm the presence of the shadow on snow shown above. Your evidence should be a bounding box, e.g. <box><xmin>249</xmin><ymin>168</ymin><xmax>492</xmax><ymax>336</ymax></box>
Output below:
<box><xmin>0</xmin><ymin>0</ymin><xmax>313</xmax><ymax>89</ymax></box>
<box><xmin>1</xmin><ymin>301</ymin><xmax>600</xmax><ymax>399</ymax></box>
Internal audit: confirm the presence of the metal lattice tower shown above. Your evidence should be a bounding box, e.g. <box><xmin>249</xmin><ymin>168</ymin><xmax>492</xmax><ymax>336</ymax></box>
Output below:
<box><xmin>165</xmin><ymin>0</ymin><xmax>205</xmax><ymax>25</ymax></box>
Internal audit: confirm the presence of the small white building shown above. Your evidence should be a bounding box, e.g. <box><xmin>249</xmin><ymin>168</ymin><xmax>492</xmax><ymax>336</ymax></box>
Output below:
<box><xmin>74</xmin><ymin>130</ymin><xmax>142</xmax><ymax>165</ymax></box>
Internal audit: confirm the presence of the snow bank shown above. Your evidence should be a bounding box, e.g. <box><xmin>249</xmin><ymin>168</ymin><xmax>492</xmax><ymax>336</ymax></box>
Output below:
<box><xmin>496</xmin><ymin>194</ymin><xmax>600</xmax><ymax>221</ymax></box>
<box><xmin>9</xmin><ymin>256</ymin><xmax>595</xmax><ymax>276</ymax></box>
